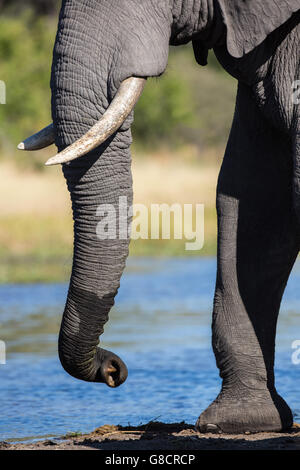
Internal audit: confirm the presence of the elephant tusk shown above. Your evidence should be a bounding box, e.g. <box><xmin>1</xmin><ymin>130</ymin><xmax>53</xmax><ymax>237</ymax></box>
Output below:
<box><xmin>17</xmin><ymin>123</ymin><xmax>55</xmax><ymax>151</ymax></box>
<box><xmin>44</xmin><ymin>77</ymin><xmax>146</xmax><ymax>166</ymax></box>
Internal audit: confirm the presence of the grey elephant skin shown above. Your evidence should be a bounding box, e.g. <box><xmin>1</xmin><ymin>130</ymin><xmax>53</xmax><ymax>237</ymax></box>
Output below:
<box><xmin>29</xmin><ymin>0</ymin><xmax>300</xmax><ymax>434</ymax></box>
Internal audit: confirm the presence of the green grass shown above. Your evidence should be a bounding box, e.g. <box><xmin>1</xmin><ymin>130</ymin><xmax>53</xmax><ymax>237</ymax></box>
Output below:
<box><xmin>0</xmin><ymin>255</ymin><xmax>72</xmax><ymax>284</ymax></box>
<box><xmin>0</xmin><ymin>210</ymin><xmax>217</xmax><ymax>283</ymax></box>
<box><xmin>0</xmin><ymin>215</ymin><xmax>73</xmax><ymax>283</ymax></box>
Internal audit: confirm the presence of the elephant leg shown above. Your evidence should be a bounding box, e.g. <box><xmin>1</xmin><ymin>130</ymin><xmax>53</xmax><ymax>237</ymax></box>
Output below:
<box><xmin>197</xmin><ymin>82</ymin><xmax>300</xmax><ymax>433</ymax></box>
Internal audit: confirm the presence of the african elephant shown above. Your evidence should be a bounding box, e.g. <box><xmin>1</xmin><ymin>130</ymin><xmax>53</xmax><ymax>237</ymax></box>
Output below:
<box><xmin>19</xmin><ymin>0</ymin><xmax>300</xmax><ymax>434</ymax></box>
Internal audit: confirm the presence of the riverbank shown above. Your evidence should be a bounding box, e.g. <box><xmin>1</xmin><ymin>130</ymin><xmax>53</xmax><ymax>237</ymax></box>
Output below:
<box><xmin>2</xmin><ymin>422</ymin><xmax>300</xmax><ymax>450</ymax></box>
<box><xmin>0</xmin><ymin>153</ymin><xmax>219</xmax><ymax>283</ymax></box>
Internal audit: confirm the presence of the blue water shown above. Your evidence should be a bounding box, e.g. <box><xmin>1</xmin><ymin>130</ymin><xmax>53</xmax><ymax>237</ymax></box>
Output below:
<box><xmin>0</xmin><ymin>257</ymin><xmax>300</xmax><ymax>442</ymax></box>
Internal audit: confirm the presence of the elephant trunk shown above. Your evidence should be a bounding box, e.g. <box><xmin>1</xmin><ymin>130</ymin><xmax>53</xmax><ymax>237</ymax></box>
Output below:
<box><xmin>49</xmin><ymin>0</ymin><xmax>171</xmax><ymax>387</ymax></box>
<box><xmin>58</xmin><ymin>138</ymin><xmax>132</xmax><ymax>387</ymax></box>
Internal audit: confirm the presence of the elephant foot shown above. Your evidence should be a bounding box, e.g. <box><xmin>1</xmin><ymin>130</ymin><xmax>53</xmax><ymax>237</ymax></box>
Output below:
<box><xmin>95</xmin><ymin>348</ymin><xmax>128</xmax><ymax>388</ymax></box>
<box><xmin>196</xmin><ymin>389</ymin><xmax>293</xmax><ymax>434</ymax></box>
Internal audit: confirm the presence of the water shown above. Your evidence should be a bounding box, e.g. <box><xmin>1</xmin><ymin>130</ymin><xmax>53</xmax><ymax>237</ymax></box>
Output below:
<box><xmin>0</xmin><ymin>257</ymin><xmax>300</xmax><ymax>442</ymax></box>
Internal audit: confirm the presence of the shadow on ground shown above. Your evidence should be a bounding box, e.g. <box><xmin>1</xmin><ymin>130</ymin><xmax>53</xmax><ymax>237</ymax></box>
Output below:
<box><xmin>2</xmin><ymin>422</ymin><xmax>300</xmax><ymax>450</ymax></box>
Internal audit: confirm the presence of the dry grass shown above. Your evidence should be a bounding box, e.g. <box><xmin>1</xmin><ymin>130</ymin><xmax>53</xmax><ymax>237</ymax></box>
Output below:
<box><xmin>1</xmin><ymin>148</ymin><xmax>220</xmax><ymax>214</ymax></box>
<box><xmin>132</xmin><ymin>147</ymin><xmax>219</xmax><ymax>207</ymax></box>
<box><xmin>0</xmin><ymin>149</ymin><xmax>220</xmax><ymax>282</ymax></box>
<box><xmin>0</xmin><ymin>160</ymin><xmax>70</xmax><ymax>216</ymax></box>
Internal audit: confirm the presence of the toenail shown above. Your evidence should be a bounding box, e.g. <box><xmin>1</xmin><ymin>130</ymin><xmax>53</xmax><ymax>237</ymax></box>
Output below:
<box><xmin>206</xmin><ymin>424</ymin><xmax>222</xmax><ymax>433</ymax></box>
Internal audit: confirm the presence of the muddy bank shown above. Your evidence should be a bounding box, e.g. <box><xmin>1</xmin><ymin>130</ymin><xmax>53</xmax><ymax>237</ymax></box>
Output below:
<box><xmin>1</xmin><ymin>422</ymin><xmax>300</xmax><ymax>451</ymax></box>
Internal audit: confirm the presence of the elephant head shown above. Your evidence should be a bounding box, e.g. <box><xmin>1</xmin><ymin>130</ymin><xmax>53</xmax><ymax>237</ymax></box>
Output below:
<box><xmin>19</xmin><ymin>0</ymin><xmax>299</xmax><ymax>388</ymax></box>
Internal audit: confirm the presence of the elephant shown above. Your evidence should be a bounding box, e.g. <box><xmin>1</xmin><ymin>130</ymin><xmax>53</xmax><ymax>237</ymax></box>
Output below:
<box><xmin>18</xmin><ymin>0</ymin><xmax>300</xmax><ymax>434</ymax></box>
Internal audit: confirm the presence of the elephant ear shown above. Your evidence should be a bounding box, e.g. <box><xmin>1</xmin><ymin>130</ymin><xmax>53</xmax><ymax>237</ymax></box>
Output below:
<box><xmin>218</xmin><ymin>0</ymin><xmax>299</xmax><ymax>58</ymax></box>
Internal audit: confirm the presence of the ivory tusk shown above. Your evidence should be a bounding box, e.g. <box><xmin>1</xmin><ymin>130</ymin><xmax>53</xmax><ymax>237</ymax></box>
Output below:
<box><xmin>45</xmin><ymin>77</ymin><xmax>146</xmax><ymax>166</ymax></box>
<box><xmin>17</xmin><ymin>123</ymin><xmax>55</xmax><ymax>151</ymax></box>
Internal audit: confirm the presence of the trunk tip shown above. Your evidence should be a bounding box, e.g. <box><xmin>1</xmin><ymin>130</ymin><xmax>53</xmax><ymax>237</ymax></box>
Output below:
<box><xmin>97</xmin><ymin>349</ymin><xmax>128</xmax><ymax>388</ymax></box>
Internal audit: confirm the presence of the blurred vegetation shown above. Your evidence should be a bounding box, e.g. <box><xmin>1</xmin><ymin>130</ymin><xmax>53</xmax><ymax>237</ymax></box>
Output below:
<box><xmin>0</xmin><ymin>0</ymin><xmax>59</xmax><ymax>15</ymax></box>
<box><xmin>0</xmin><ymin>11</ymin><xmax>55</xmax><ymax>158</ymax></box>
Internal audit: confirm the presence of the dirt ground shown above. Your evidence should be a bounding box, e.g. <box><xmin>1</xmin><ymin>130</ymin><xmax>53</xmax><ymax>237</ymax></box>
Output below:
<box><xmin>2</xmin><ymin>422</ymin><xmax>300</xmax><ymax>451</ymax></box>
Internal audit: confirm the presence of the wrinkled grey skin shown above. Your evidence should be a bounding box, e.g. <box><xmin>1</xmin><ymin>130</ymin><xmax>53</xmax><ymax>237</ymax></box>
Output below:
<box><xmin>49</xmin><ymin>0</ymin><xmax>300</xmax><ymax>433</ymax></box>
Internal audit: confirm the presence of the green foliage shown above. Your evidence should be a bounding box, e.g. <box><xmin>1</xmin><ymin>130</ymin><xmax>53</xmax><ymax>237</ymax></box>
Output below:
<box><xmin>134</xmin><ymin>45</ymin><xmax>236</xmax><ymax>150</ymax></box>
<box><xmin>0</xmin><ymin>0</ymin><xmax>59</xmax><ymax>16</ymax></box>
<box><xmin>0</xmin><ymin>11</ymin><xmax>55</xmax><ymax>154</ymax></box>
<box><xmin>133</xmin><ymin>70</ymin><xmax>194</xmax><ymax>148</ymax></box>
